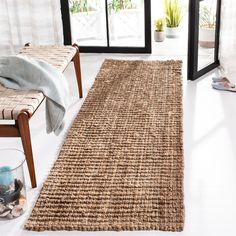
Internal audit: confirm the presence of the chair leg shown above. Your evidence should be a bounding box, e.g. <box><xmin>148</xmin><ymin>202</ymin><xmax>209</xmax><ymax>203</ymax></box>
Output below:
<box><xmin>72</xmin><ymin>49</ymin><xmax>83</xmax><ymax>98</ymax></box>
<box><xmin>17</xmin><ymin>112</ymin><xmax>37</xmax><ymax>188</ymax></box>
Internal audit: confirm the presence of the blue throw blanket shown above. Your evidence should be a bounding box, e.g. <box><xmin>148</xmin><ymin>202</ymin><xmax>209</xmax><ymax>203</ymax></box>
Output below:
<box><xmin>0</xmin><ymin>55</ymin><xmax>69</xmax><ymax>135</ymax></box>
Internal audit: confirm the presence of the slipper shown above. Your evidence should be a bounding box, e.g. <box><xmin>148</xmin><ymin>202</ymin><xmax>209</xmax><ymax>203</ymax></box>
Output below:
<box><xmin>212</xmin><ymin>77</ymin><xmax>235</xmax><ymax>88</ymax></box>
<box><xmin>212</xmin><ymin>81</ymin><xmax>236</xmax><ymax>92</ymax></box>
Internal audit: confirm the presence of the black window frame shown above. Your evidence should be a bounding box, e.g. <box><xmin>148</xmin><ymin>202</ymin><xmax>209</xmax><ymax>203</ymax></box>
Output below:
<box><xmin>187</xmin><ymin>0</ymin><xmax>221</xmax><ymax>80</ymax></box>
<box><xmin>60</xmin><ymin>0</ymin><xmax>152</xmax><ymax>54</ymax></box>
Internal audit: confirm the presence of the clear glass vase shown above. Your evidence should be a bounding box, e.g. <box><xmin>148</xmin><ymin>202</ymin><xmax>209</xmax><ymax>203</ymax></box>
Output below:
<box><xmin>0</xmin><ymin>149</ymin><xmax>27</xmax><ymax>219</ymax></box>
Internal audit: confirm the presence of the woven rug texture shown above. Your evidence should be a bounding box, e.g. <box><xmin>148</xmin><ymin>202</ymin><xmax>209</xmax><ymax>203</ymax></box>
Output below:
<box><xmin>25</xmin><ymin>59</ymin><xmax>184</xmax><ymax>231</ymax></box>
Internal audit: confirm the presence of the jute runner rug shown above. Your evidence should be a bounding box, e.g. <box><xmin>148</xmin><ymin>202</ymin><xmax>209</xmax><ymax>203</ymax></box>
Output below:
<box><xmin>25</xmin><ymin>59</ymin><xmax>184</xmax><ymax>232</ymax></box>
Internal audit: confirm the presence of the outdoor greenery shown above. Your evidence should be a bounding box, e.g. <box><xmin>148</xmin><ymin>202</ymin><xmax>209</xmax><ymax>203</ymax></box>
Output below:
<box><xmin>69</xmin><ymin>0</ymin><xmax>138</xmax><ymax>14</ymax></box>
<box><xmin>200</xmin><ymin>5</ymin><xmax>216</xmax><ymax>29</ymax></box>
<box><xmin>69</xmin><ymin>0</ymin><xmax>95</xmax><ymax>13</ymax></box>
<box><xmin>154</xmin><ymin>17</ymin><xmax>165</xmax><ymax>32</ymax></box>
<box><xmin>164</xmin><ymin>0</ymin><xmax>183</xmax><ymax>28</ymax></box>
<box><xmin>108</xmin><ymin>0</ymin><xmax>135</xmax><ymax>13</ymax></box>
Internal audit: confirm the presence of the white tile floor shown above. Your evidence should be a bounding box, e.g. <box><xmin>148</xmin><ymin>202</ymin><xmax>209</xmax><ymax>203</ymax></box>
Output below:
<box><xmin>1</xmin><ymin>52</ymin><xmax>236</xmax><ymax>236</ymax></box>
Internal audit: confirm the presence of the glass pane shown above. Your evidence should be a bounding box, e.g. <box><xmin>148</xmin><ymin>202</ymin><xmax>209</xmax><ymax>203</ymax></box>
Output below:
<box><xmin>69</xmin><ymin>0</ymin><xmax>107</xmax><ymax>46</ymax></box>
<box><xmin>198</xmin><ymin>0</ymin><xmax>217</xmax><ymax>71</ymax></box>
<box><xmin>107</xmin><ymin>0</ymin><xmax>145</xmax><ymax>47</ymax></box>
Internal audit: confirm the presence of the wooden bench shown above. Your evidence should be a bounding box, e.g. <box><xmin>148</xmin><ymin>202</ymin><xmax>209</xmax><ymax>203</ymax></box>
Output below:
<box><xmin>0</xmin><ymin>44</ymin><xmax>83</xmax><ymax>188</ymax></box>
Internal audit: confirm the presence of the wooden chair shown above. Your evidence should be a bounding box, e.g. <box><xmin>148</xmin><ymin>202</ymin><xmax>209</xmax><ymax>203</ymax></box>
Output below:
<box><xmin>0</xmin><ymin>44</ymin><xmax>83</xmax><ymax>188</ymax></box>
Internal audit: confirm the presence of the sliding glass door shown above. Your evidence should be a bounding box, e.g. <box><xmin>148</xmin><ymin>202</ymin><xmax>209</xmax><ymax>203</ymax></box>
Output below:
<box><xmin>61</xmin><ymin>0</ymin><xmax>151</xmax><ymax>53</ymax></box>
<box><xmin>69</xmin><ymin>0</ymin><xmax>107</xmax><ymax>46</ymax></box>
<box><xmin>108</xmin><ymin>0</ymin><xmax>145</xmax><ymax>47</ymax></box>
<box><xmin>188</xmin><ymin>0</ymin><xmax>221</xmax><ymax>80</ymax></box>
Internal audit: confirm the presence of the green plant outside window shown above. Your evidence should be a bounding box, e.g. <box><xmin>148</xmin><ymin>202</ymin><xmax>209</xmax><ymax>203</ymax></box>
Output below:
<box><xmin>69</xmin><ymin>0</ymin><xmax>97</xmax><ymax>13</ymax></box>
<box><xmin>69</xmin><ymin>0</ymin><xmax>142</xmax><ymax>14</ymax></box>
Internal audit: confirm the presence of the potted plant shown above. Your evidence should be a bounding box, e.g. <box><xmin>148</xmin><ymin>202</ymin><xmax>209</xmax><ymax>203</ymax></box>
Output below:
<box><xmin>164</xmin><ymin>0</ymin><xmax>183</xmax><ymax>38</ymax></box>
<box><xmin>154</xmin><ymin>17</ymin><xmax>165</xmax><ymax>42</ymax></box>
<box><xmin>199</xmin><ymin>5</ymin><xmax>216</xmax><ymax>48</ymax></box>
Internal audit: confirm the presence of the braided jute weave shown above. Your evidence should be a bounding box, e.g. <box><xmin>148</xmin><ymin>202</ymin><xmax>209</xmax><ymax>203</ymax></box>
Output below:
<box><xmin>25</xmin><ymin>59</ymin><xmax>184</xmax><ymax>232</ymax></box>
